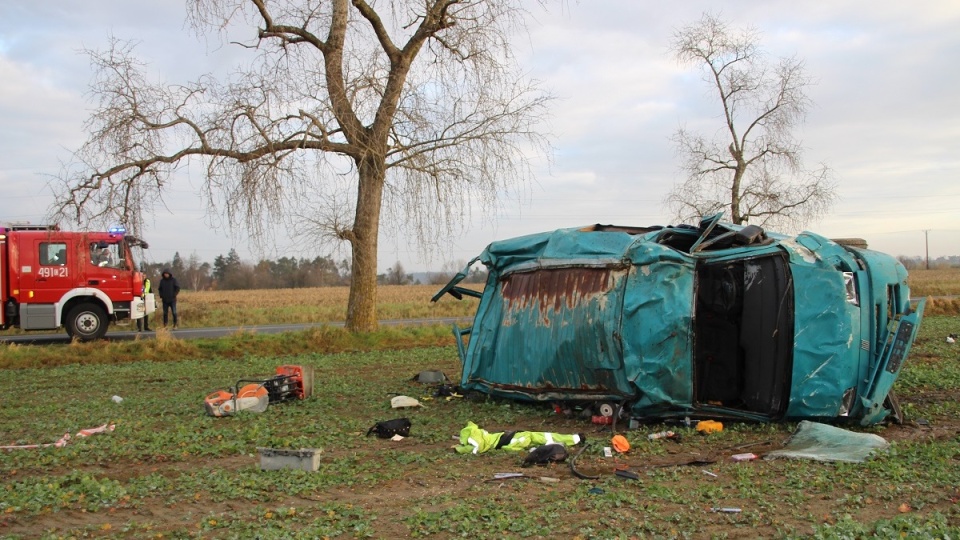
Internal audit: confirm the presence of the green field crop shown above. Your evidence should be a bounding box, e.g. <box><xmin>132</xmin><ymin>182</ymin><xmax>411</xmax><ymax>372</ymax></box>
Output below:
<box><xmin>0</xmin><ymin>317</ymin><xmax>959</xmax><ymax>538</ymax></box>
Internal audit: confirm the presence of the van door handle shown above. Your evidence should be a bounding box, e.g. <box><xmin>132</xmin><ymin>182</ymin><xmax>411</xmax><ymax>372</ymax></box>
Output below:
<box><xmin>88</xmin><ymin>280</ymin><xmax>99</xmax><ymax>285</ymax></box>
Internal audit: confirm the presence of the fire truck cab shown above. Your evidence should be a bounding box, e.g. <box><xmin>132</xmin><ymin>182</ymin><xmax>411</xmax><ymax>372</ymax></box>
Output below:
<box><xmin>0</xmin><ymin>224</ymin><xmax>156</xmax><ymax>341</ymax></box>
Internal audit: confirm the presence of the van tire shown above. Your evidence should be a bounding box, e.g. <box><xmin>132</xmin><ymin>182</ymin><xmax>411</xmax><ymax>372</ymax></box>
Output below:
<box><xmin>66</xmin><ymin>304</ymin><xmax>108</xmax><ymax>341</ymax></box>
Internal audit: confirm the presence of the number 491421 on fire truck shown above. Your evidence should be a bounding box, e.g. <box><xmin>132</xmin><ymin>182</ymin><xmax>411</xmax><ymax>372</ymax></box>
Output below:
<box><xmin>0</xmin><ymin>224</ymin><xmax>156</xmax><ymax>341</ymax></box>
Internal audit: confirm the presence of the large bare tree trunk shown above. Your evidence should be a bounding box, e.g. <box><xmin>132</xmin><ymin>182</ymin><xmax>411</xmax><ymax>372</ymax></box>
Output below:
<box><xmin>54</xmin><ymin>0</ymin><xmax>551</xmax><ymax>334</ymax></box>
<box><xmin>345</xmin><ymin>155</ymin><xmax>385</xmax><ymax>332</ymax></box>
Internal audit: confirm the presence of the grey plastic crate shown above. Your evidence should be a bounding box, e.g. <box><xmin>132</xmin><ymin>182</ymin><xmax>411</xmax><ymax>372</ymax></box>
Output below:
<box><xmin>258</xmin><ymin>447</ymin><xmax>322</xmax><ymax>471</ymax></box>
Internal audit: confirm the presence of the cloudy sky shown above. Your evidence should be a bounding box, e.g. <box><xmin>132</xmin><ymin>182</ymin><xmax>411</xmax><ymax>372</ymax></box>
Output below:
<box><xmin>1</xmin><ymin>1</ymin><xmax>957</xmax><ymax>272</ymax></box>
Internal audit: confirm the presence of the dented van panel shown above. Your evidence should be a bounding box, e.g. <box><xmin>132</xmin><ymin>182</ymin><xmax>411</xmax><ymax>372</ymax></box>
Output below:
<box><xmin>435</xmin><ymin>216</ymin><xmax>924</xmax><ymax>425</ymax></box>
<box><xmin>788</xmin><ymin>264</ymin><xmax>859</xmax><ymax>418</ymax></box>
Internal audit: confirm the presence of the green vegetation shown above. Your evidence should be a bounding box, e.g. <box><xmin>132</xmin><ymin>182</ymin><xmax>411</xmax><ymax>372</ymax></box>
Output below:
<box><xmin>1</xmin><ymin>316</ymin><xmax>959</xmax><ymax>537</ymax></box>
<box><xmin>0</xmin><ymin>324</ymin><xmax>457</xmax><ymax>369</ymax></box>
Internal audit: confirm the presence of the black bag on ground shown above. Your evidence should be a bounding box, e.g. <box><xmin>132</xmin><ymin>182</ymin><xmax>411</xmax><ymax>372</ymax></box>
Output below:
<box><xmin>366</xmin><ymin>418</ymin><xmax>412</xmax><ymax>438</ymax></box>
<box><xmin>433</xmin><ymin>384</ymin><xmax>459</xmax><ymax>397</ymax></box>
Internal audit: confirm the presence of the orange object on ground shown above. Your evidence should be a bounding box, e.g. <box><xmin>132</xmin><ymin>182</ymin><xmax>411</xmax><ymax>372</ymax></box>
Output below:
<box><xmin>205</xmin><ymin>365</ymin><xmax>313</xmax><ymax>417</ymax></box>
<box><xmin>611</xmin><ymin>434</ymin><xmax>631</xmax><ymax>453</ymax></box>
<box><xmin>204</xmin><ymin>390</ymin><xmax>236</xmax><ymax>417</ymax></box>
<box><xmin>204</xmin><ymin>385</ymin><xmax>269</xmax><ymax>417</ymax></box>
<box><xmin>696</xmin><ymin>420</ymin><xmax>724</xmax><ymax>434</ymax></box>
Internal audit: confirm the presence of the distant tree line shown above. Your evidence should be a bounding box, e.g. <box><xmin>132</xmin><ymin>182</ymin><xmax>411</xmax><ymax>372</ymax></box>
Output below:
<box><xmin>142</xmin><ymin>250</ymin><xmax>487</xmax><ymax>291</ymax></box>
<box><xmin>142</xmin><ymin>249</ymin><xmax>350</xmax><ymax>291</ymax></box>
<box><xmin>898</xmin><ymin>256</ymin><xmax>960</xmax><ymax>271</ymax></box>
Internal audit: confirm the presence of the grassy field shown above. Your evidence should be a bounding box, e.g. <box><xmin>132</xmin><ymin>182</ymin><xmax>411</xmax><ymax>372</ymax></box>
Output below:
<box><xmin>172</xmin><ymin>284</ymin><xmax>481</xmax><ymax>329</ymax></box>
<box><xmin>907</xmin><ymin>267</ymin><xmax>960</xmax><ymax>298</ymax></box>
<box><xmin>0</xmin><ymin>271</ymin><xmax>959</xmax><ymax>538</ymax></box>
<box><xmin>903</xmin><ymin>268</ymin><xmax>960</xmax><ymax>316</ymax></box>
<box><xmin>1</xmin><ymin>315</ymin><xmax>959</xmax><ymax>537</ymax></box>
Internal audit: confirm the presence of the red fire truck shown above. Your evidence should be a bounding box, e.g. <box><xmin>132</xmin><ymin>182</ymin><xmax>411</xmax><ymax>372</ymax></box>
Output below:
<box><xmin>0</xmin><ymin>224</ymin><xmax>156</xmax><ymax>341</ymax></box>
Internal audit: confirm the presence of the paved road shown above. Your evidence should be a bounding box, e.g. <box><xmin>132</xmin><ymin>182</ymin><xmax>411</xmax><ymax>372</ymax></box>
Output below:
<box><xmin>0</xmin><ymin>318</ymin><xmax>474</xmax><ymax>345</ymax></box>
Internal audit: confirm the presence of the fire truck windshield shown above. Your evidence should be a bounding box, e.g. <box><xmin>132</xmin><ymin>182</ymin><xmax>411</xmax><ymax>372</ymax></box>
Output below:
<box><xmin>90</xmin><ymin>242</ymin><xmax>125</xmax><ymax>269</ymax></box>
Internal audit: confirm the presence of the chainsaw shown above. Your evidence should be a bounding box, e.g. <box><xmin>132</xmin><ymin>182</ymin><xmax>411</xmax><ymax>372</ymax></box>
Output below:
<box><xmin>204</xmin><ymin>365</ymin><xmax>314</xmax><ymax>417</ymax></box>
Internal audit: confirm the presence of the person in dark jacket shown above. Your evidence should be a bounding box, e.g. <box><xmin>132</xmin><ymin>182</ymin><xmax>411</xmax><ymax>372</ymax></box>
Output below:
<box><xmin>157</xmin><ymin>269</ymin><xmax>181</xmax><ymax>329</ymax></box>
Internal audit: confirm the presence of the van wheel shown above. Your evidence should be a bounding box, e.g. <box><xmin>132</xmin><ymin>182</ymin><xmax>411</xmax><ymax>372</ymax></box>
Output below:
<box><xmin>66</xmin><ymin>304</ymin><xmax>108</xmax><ymax>341</ymax></box>
<box><xmin>597</xmin><ymin>402</ymin><xmax>617</xmax><ymax>418</ymax></box>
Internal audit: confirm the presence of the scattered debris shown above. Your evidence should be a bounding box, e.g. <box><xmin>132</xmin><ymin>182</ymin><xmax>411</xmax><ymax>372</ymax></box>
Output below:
<box><xmin>1</xmin><ymin>423</ymin><xmax>115</xmax><ymax>450</ymax></box>
<box><xmin>570</xmin><ymin>443</ymin><xmax>600</xmax><ymax>480</ymax></box>
<box><xmin>702</xmin><ymin>470</ymin><xmax>718</xmax><ymax>478</ymax></box>
<box><xmin>111</xmin><ymin>395</ymin><xmax>124</xmax><ymax>404</ymax></box>
<box><xmin>366</xmin><ymin>418</ymin><xmax>412</xmax><ymax>439</ymax></box>
<box><xmin>453</xmin><ymin>422</ymin><xmax>584</xmax><ymax>454</ymax></box>
<box><xmin>711</xmin><ymin>507</ymin><xmax>742</xmax><ymax>513</ymax></box>
<box><xmin>947</xmin><ymin>334</ymin><xmax>957</xmax><ymax>344</ymax></box>
<box><xmin>731</xmin><ymin>453</ymin><xmax>758</xmax><ymax>462</ymax></box>
<box><xmin>431</xmin><ymin>384</ymin><xmax>462</xmax><ymax>399</ymax></box>
<box><xmin>696</xmin><ymin>420</ymin><xmax>723</xmax><ymax>434</ymax></box>
<box><xmin>522</xmin><ymin>444</ymin><xmax>568</xmax><ymax>467</ymax></box>
<box><xmin>258</xmin><ymin>447</ymin><xmax>322</xmax><ymax>472</ymax></box>
<box><xmin>611</xmin><ymin>434</ymin><xmax>630</xmax><ymax>453</ymax></box>
<box><xmin>764</xmin><ymin>421</ymin><xmax>889</xmax><ymax>463</ymax></box>
<box><xmin>615</xmin><ymin>469</ymin><xmax>640</xmax><ymax>481</ymax></box>
<box><xmin>76</xmin><ymin>424</ymin><xmax>114</xmax><ymax>438</ymax></box>
<box><xmin>411</xmin><ymin>370</ymin><xmax>450</xmax><ymax>384</ymax></box>
<box><xmin>485</xmin><ymin>473</ymin><xmax>559</xmax><ymax>483</ymax></box>
<box><xmin>390</xmin><ymin>395</ymin><xmax>422</xmax><ymax>409</ymax></box>
<box><xmin>648</xmin><ymin>430</ymin><xmax>677</xmax><ymax>441</ymax></box>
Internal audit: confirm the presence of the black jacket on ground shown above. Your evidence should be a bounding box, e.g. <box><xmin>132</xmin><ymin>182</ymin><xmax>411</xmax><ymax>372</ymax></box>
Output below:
<box><xmin>157</xmin><ymin>270</ymin><xmax>181</xmax><ymax>302</ymax></box>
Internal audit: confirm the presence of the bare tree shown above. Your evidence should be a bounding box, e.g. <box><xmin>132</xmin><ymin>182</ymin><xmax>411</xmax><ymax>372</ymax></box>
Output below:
<box><xmin>182</xmin><ymin>252</ymin><xmax>212</xmax><ymax>291</ymax></box>
<box><xmin>52</xmin><ymin>0</ymin><xmax>551</xmax><ymax>332</ymax></box>
<box><xmin>380</xmin><ymin>260</ymin><xmax>412</xmax><ymax>285</ymax></box>
<box><xmin>664</xmin><ymin>13</ymin><xmax>835</xmax><ymax>230</ymax></box>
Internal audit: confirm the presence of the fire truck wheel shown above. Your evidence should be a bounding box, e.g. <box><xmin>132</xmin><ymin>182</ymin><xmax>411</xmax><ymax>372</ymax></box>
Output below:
<box><xmin>65</xmin><ymin>303</ymin><xmax>108</xmax><ymax>341</ymax></box>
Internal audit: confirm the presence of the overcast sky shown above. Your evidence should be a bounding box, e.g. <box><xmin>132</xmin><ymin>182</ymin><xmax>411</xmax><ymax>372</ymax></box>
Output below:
<box><xmin>1</xmin><ymin>1</ymin><xmax>957</xmax><ymax>272</ymax></box>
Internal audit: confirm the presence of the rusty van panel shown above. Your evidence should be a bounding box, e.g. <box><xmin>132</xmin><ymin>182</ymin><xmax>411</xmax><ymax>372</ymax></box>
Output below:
<box><xmin>467</xmin><ymin>266</ymin><xmax>632</xmax><ymax>400</ymax></box>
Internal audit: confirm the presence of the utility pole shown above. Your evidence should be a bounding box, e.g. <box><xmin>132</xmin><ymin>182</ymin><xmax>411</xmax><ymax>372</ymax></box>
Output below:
<box><xmin>924</xmin><ymin>229</ymin><xmax>930</xmax><ymax>270</ymax></box>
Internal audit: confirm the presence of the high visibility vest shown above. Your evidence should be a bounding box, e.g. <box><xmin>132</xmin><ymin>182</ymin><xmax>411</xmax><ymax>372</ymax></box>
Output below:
<box><xmin>143</xmin><ymin>278</ymin><xmax>152</xmax><ymax>295</ymax></box>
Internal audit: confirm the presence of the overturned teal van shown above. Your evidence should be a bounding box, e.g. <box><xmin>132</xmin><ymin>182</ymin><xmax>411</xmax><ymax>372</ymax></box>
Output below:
<box><xmin>433</xmin><ymin>215</ymin><xmax>924</xmax><ymax>426</ymax></box>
